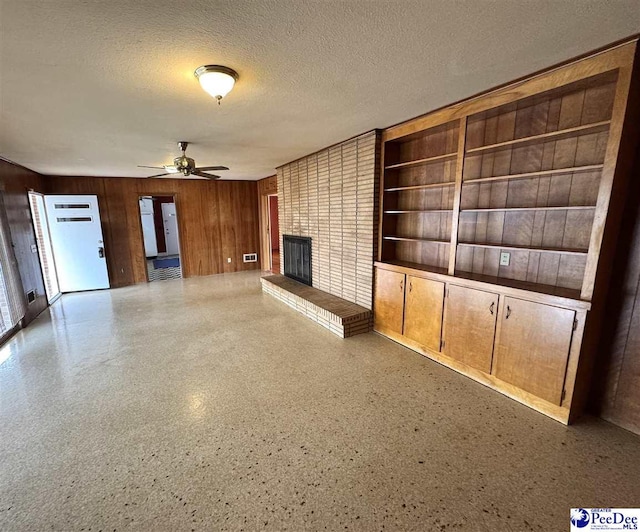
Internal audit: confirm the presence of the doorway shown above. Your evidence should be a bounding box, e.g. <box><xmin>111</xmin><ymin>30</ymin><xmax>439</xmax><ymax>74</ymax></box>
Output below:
<box><xmin>43</xmin><ymin>194</ymin><xmax>109</xmax><ymax>293</ymax></box>
<box><xmin>268</xmin><ymin>195</ymin><xmax>279</xmax><ymax>273</ymax></box>
<box><xmin>139</xmin><ymin>196</ymin><xmax>182</xmax><ymax>282</ymax></box>
<box><xmin>28</xmin><ymin>192</ymin><xmax>61</xmax><ymax>303</ymax></box>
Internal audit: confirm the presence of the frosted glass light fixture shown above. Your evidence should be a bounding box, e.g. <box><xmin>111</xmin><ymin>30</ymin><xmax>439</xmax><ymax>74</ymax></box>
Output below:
<box><xmin>194</xmin><ymin>65</ymin><xmax>238</xmax><ymax>104</ymax></box>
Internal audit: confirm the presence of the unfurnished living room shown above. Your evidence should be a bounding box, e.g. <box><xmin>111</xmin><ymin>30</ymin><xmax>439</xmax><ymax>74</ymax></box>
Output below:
<box><xmin>1</xmin><ymin>1</ymin><xmax>640</xmax><ymax>531</ymax></box>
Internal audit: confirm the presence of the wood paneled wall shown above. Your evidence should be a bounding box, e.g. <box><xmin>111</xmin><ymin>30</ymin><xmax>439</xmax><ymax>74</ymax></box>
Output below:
<box><xmin>277</xmin><ymin>131</ymin><xmax>380</xmax><ymax>309</ymax></box>
<box><xmin>45</xmin><ymin>176</ymin><xmax>260</xmax><ymax>287</ymax></box>
<box><xmin>0</xmin><ymin>159</ymin><xmax>48</xmax><ymax>324</ymax></box>
<box><xmin>593</xmin><ymin>145</ymin><xmax>640</xmax><ymax>434</ymax></box>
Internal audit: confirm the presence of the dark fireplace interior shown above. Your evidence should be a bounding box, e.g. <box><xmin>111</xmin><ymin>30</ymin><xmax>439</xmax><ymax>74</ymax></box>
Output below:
<box><xmin>283</xmin><ymin>235</ymin><xmax>312</xmax><ymax>286</ymax></box>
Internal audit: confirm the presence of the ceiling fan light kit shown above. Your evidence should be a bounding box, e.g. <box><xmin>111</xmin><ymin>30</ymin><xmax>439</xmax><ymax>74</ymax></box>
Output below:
<box><xmin>138</xmin><ymin>141</ymin><xmax>229</xmax><ymax>180</ymax></box>
<box><xmin>194</xmin><ymin>65</ymin><xmax>238</xmax><ymax>104</ymax></box>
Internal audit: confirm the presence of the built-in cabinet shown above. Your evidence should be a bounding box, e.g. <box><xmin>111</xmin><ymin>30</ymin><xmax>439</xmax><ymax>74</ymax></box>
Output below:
<box><xmin>442</xmin><ymin>285</ymin><xmax>497</xmax><ymax>374</ymax></box>
<box><xmin>403</xmin><ymin>276</ymin><xmax>444</xmax><ymax>353</ymax></box>
<box><xmin>374</xmin><ymin>40</ymin><xmax>639</xmax><ymax>423</ymax></box>
<box><xmin>493</xmin><ymin>297</ymin><xmax>576</xmax><ymax>405</ymax></box>
<box><xmin>375</xmin><ymin>268</ymin><xmax>445</xmax><ymax>352</ymax></box>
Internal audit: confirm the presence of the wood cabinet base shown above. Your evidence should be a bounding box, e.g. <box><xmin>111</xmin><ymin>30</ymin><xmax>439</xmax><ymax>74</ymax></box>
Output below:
<box><xmin>374</xmin><ymin>324</ymin><xmax>571</xmax><ymax>424</ymax></box>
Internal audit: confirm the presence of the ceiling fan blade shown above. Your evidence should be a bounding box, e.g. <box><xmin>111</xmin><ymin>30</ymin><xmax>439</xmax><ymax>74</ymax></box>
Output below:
<box><xmin>137</xmin><ymin>165</ymin><xmax>165</xmax><ymax>169</ymax></box>
<box><xmin>145</xmin><ymin>172</ymin><xmax>173</xmax><ymax>178</ymax></box>
<box><xmin>191</xmin><ymin>170</ymin><xmax>221</xmax><ymax>180</ymax></box>
<box><xmin>196</xmin><ymin>165</ymin><xmax>229</xmax><ymax>171</ymax></box>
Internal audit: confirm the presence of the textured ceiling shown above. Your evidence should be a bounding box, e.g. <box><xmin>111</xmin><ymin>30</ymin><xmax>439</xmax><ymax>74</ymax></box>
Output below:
<box><xmin>0</xmin><ymin>1</ymin><xmax>638</xmax><ymax>181</ymax></box>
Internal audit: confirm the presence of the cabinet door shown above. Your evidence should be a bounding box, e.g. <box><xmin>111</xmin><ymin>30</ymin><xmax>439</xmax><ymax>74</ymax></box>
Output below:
<box><xmin>373</xmin><ymin>269</ymin><xmax>405</xmax><ymax>334</ymax></box>
<box><xmin>493</xmin><ymin>297</ymin><xmax>575</xmax><ymax>405</ymax></box>
<box><xmin>403</xmin><ymin>276</ymin><xmax>444</xmax><ymax>352</ymax></box>
<box><xmin>442</xmin><ymin>285</ymin><xmax>499</xmax><ymax>373</ymax></box>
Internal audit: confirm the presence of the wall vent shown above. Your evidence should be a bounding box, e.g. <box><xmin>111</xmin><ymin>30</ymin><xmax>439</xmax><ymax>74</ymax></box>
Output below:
<box><xmin>26</xmin><ymin>290</ymin><xmax>36</xmax><ymax>304</ymax></box>
<box><xmin>243</xmin><ymin>253</ymin><xmax>258</xmax><ymax>263</ymax></box>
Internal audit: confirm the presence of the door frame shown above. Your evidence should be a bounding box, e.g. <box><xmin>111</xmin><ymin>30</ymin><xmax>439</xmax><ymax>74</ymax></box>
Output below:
<box><xmin>28</xmin><ymin>190</ymin><xmax>62</xmax><ymax>304</ymax></box>
<box><xmin>137</xmin><ymin>193</ymin><xmax>183</xmax><ymax>282</ymax></box>
<box><xmin>259</xmin><ymin>194</ymin><xmax>271</xmax><ymax>271</ymax></box>
<box><xmin>257</xmin><ymin>175</ymin><xmax>277</xmax><ymax>272</ymax></box>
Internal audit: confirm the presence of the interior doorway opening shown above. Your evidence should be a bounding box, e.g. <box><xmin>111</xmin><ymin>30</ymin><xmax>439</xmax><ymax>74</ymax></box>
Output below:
<box><xmin>28</xmin><ymin>192</ymin><xmax>61</xmax><ymax>303</ymax></box>
<box><xmin>139</xmin><ymin>196</ymin><xmax>183</xmax><ymax>282</ymax></box>
<box><xmin>268</xmin><ymin>195</ymin><xmax>279</xmax><ymax>273</ymax></box>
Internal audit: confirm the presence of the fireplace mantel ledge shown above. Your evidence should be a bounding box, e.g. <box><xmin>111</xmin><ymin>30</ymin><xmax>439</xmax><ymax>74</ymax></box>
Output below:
<box><xmin>261</xmin><ymin>274</ymin><xmax>372</xmax><ymax>338</ymax></box>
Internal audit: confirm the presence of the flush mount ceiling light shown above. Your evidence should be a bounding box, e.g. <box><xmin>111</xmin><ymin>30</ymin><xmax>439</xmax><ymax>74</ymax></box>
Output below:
<box><xmin>194</xmin><ymin>65</ymin><xmax>238</xmax><ymax>104</ymax></box>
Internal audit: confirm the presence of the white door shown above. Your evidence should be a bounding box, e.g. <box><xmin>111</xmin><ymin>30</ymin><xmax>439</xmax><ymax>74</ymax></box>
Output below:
<box><xmin>161</xmin><ymin>203</ymin><xmax>180</xmax><ymax>256</ymax></box>
<box><xmin>139</xmin><ymin>198</ymin><xmax>158</xmax><ymax>257</ymax></box>
<box><xmin>44</xmin><ymin>195</ymin><xmax>110</xmax><ymax>292</ymax></box>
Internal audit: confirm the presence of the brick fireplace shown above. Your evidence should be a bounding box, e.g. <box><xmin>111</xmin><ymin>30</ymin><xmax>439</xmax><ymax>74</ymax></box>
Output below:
<box><xmin>261</xmin><ymin>130</ymin><xmax>379</xmax><ymax>337</ymax></box>
<box><xmin>283</xmin><ymin>235</ymin><xmax>312</xmax><ymax>286</ymax></box>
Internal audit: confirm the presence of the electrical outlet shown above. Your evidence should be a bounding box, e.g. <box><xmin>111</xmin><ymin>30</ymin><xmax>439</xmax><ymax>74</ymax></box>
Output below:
<box><xmin>227</xmin><ymin>257</ymin><xmax>231</xmax><ymax>263</ymax></box>
<box><xmin>500</xmin><ymin>251</ymin><xmax>510</xmax><ymax>266</ymax></box>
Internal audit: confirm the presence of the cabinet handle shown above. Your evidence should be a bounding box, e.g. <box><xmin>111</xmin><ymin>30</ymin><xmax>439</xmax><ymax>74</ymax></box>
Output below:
<box><xmin>400</xmin><ymin>279</ymin><xmax>403</xmax><ymax>291</ymax></box>
<box><xmin>409</xmin><ymin>281</ymin><xmax>413</xmax><ymax>293</ymax></box>
<box><xmin>489</xmin><ymin>301</ymin><xmax>494</xmax><ymax>315</ymax></box>
<box><xmin>506</xmin><ymin>305</ymin><xmax>511</xmax><ymax>319</ymax></box>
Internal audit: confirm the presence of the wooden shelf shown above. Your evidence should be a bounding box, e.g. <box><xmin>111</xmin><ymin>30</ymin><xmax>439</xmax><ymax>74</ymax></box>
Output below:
<box><xmin>384</xmin><ymin>236</ymin><xmax>450</xmax><ymax>244</ymax></box>
<box><xmin>377</xmin><ymin>260</ymin><xmax>449</xmax><ymax>276</ymax></box>
<box><xmin>453</xmin><ymin>270</ymin><xmax>583</xmax><ymax>301</ymax></box>
<box><xmin>385</xmin><ymin>152</ymin><xmax>457</xmax><ymax>170</ymax></box>
<box><xmin>384</xmin><ymin>209</ymin><xmax>453</xmax><ymax>214</ymax></box>
<box><xmin>465</xmin><ymin>121</ymin><xmax>610</xmax><ymax>155</ymax></box>
<box><xmin>460</xmin><ymin>205</ymin><xmax>596</xmax><ymax>214</ymax></box>
<box><xmin>457</xmin><ymin>241</ymin><xmax>588</xmax><ymax>256</ymax></box>
<box><xmin>463</xmin><ymin>164</ymin><xmax>604</xmax><ymax>185</ymax></box>
<box><xmin>385</xmin><ymin>181</ymin><xmax>455</xmax><ymax>192</ymax></box>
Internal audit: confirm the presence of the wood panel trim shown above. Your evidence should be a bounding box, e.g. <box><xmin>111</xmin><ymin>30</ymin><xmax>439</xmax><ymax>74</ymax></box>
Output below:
<box><xmin>448</xmin><ymin>117</ymin><xmax>466</xmax><ymax>275</ymax></box>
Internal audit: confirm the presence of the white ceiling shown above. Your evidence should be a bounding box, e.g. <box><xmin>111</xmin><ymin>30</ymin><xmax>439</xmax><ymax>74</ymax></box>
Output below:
<box><xmin>0</xmin><ymin>1</ymin><xmax>638</xmax><ymax>181</ymax></box>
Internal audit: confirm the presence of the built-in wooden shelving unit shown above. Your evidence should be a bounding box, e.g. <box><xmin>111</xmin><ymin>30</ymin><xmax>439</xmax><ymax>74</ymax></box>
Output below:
<box><xmin>457</xmin><ymin>242</ymin><xmax>588</xmax><ymax>256</ymax></box>
<box><xmin>380</xmin><ymin>68</ymin><xmax>618</xmax><ymax>295</ymax></box>
<box><xmin>385</xmin><ymin>181</ymin><xmax>455</xmax><ymax>192</ymax></box>
<box><xmin>464</xmin><ymin>120</ymin><xmax>611</xmax><ymax>154</ymax></box>
<box><xmin>462</xmin><ymin>164</ymin><xmax>605</xmax><ymax>185</ymax></box>
<box><xmin>460</xmin><ymin>206</ymin><xmax>595</xmax><ymax>213</ymax></box>
<box><xmin>384</xmin><ymin>152</ymin><xmax>457</xmax><ymax>170</ymax></box>
<box><xmin>384</xmin><ymin>236</ymin><xmax>450</xmax><ymax>244</ymax></box>
<box><xmin>384</xmin><ymin>209</ymin><xmax>453</xmax><ymax>214</ymax></box>
<box><xmin>374</xmin><ymin>39</ymin><xmax>640</xmax><ymax>424</ymax></box>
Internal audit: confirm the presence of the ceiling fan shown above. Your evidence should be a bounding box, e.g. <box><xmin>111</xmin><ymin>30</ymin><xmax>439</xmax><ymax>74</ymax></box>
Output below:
<box><xmin>138</xmin><ymin>141</ymin><xmax>228</xmax><ymax>179</ymax></box>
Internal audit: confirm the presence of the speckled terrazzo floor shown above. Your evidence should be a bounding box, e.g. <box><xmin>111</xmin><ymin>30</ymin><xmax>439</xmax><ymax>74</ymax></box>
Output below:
<box><xmin>1</xmin><ymin>271</ymin><xmax>639</xmax><ymax>531</ymax></box>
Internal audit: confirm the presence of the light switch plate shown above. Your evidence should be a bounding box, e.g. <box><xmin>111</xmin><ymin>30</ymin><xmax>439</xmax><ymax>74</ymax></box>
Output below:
<box><xmin>500</xmin><ymin>251</ymin><xmax>510</xmax><ymax>266</ymax></box>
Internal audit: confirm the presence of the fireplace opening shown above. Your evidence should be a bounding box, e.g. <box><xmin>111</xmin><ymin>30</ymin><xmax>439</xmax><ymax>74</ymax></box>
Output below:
<box><xmin>283</xmin><ymin>235</ymin><xmax>312</xmax><ymax>286</ymax></box>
